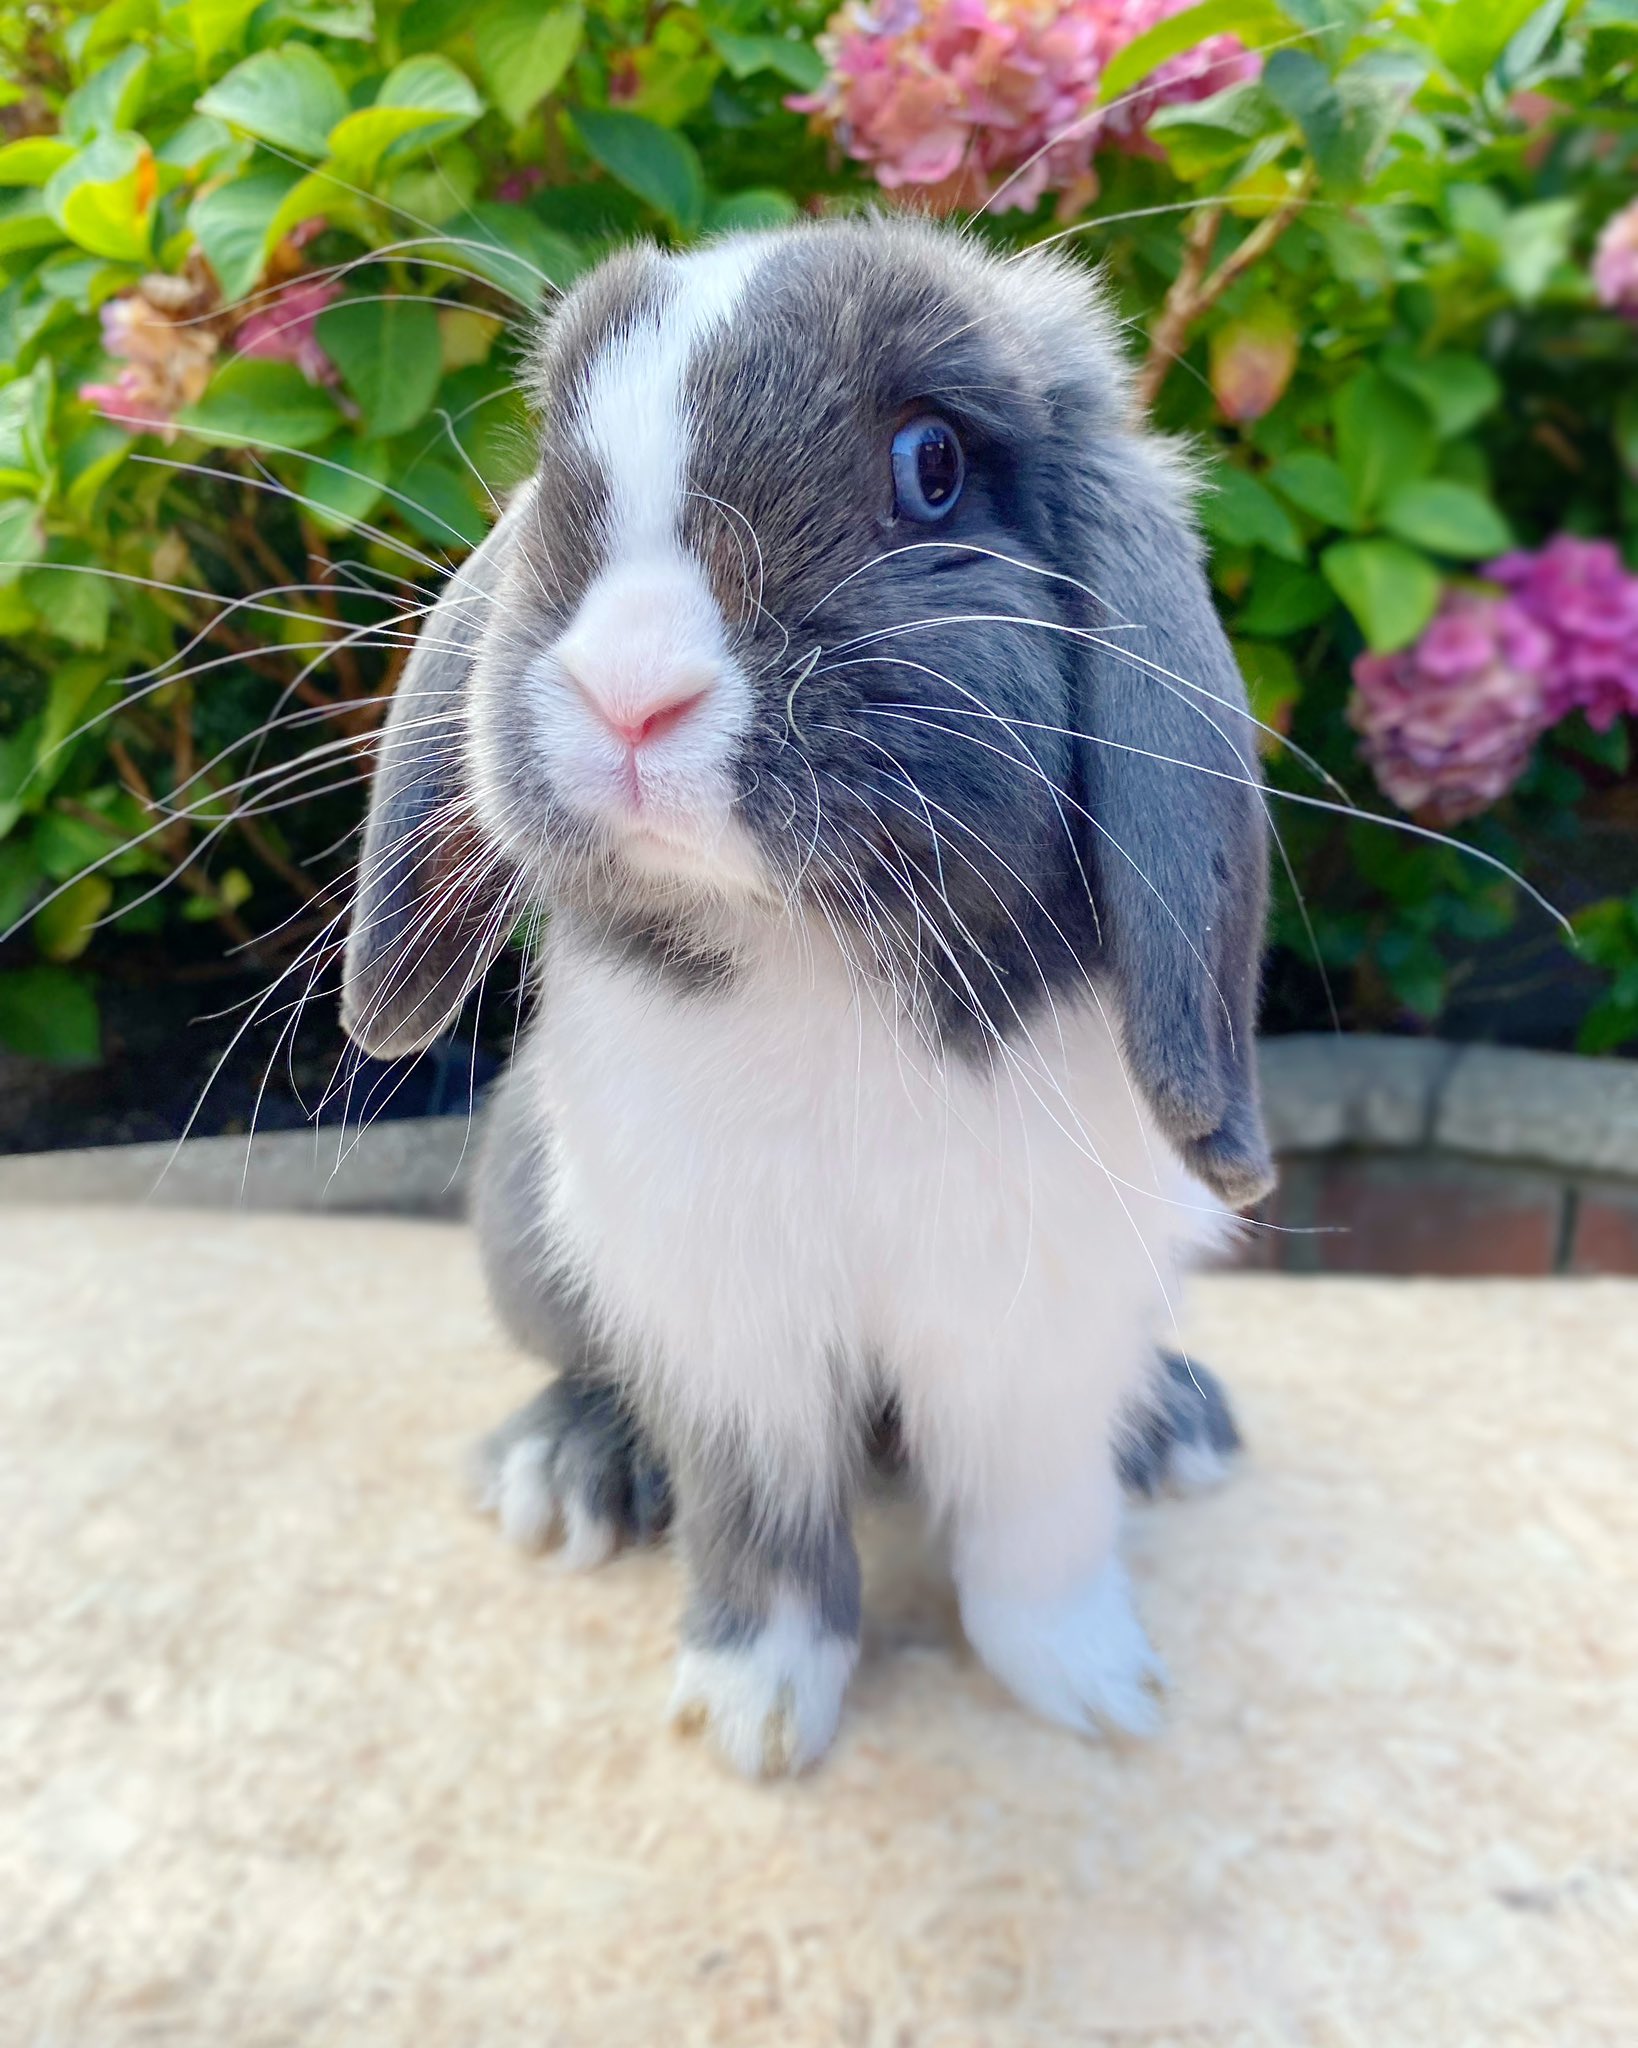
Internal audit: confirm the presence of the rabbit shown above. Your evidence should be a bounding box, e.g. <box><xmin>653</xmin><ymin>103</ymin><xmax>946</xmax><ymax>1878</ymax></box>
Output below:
<box><xmin>340</xmin><ymin>215</ymin><xmax>1272</xmax><ymax>1778</ymax></box>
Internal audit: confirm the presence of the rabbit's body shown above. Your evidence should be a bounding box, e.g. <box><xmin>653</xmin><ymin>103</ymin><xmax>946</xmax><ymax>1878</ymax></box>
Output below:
<box><xmin>343</xmin><ymin>219</ymin><xmax>1272</xmax><ymax>1775</ymax></box>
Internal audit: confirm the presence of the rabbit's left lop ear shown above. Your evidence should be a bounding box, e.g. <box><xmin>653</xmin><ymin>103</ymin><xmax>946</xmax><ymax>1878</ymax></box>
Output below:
<box><xmin>340</xmin><ymin>483</ymin><xmax>533</xmax><ymax>1060</ymax></box>
<box><xmin>1071</xmin><ymin>458</ymin><xmax>1274</xmax><ymax>1208</ymax></box>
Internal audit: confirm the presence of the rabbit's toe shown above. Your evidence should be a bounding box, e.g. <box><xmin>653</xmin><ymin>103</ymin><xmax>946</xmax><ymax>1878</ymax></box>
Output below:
<box><xmin>960</xmin><ymin>1555</ymin><xmax>1165</xmax><ymax>1738</ymax></box>
<box><xmin>670</xmin><ymin>1595</ymin><xmax>856</xmax><ymax>1778</ymax></box>
<box><xmin>1118</xmin><ymin>1350</ymin><xmax>1242</xmax><ymax>1499</ymax></box>
<box><xmin>469</xmin><ymin>1376</ymin><xmax>671</xmax><ymax>1564</ymax></box>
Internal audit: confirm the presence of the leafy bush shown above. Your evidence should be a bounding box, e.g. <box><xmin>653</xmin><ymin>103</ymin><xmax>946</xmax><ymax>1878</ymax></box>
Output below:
<box><xmin>3</xmin><ymin>0</ymin><xmax>1638</xmax><ymax>1069</ymax></box>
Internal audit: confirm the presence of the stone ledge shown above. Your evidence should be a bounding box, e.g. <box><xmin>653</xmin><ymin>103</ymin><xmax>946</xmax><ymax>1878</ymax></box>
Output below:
<box><xmin>1262</xmin><ymin>1034</ymin><xmax>1638</xmax><ymax>1181</ymax></box>
<box><xmin>0</xmin><ymin>1118</ymin><xmax>474</xmax><ymax>1216</ymax></box>
<box><xmin>6</xmin><ymin>1038</ymin><xmax>1638</xmax><ymax>1252</ymax></box>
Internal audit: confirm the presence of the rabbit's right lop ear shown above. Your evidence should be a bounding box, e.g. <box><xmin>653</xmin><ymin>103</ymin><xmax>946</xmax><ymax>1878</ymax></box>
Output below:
<box><xmin>340</xmin><ymin>483</ymin><xmax>532</xmax><ymax>1060</ymax></box>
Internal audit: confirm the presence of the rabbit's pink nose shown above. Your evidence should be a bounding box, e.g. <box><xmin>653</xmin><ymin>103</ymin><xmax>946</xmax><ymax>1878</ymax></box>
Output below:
<box><xmin>601</xmin><ymin>690</ymin><xmax>709</xmax><ymax>750</ymax></box>
<box><xmin>561</xmin><ymin>656</ymin><xmax>713</xmax><ymax>753</ymax></box>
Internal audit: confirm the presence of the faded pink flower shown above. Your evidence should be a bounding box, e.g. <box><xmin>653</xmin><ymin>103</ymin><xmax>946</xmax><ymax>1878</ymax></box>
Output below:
<box><xmin>233</xmin><ymin>277</ymin><xmax>341</xmax><ymax>385</ymax></box>
<box><xmin>78</xmin><ymin>278</ymin><xmax>220</xmax><ymax>440</ymax></box>
<box><xmin>494</xmin><ymin>165</ymin><xmax>547</xmax><ymax>204</ymax></box>
<box><xmin>1594</xmin><ymin>198</ymin><xmax>1638</xmax><ymax>315</ymax></box>
<box><xmin>794</xmin><ymin>0</ymin><xmax>1261</xmax><ymax>213</ymax></box>
<box><xmin>1349</xmin><ymin>592</ymin><xmax>1552</xmax><ymax>823</ymax></box>
<box><xmin>1489</xmin><ymin>535</ymin><xmax>1638</xmax><ymax>731</ymax></box>
<box><xmin>1209</xmin><ymin>310</ymin><xmax>1298</xmax><ymax>423</ymax></box>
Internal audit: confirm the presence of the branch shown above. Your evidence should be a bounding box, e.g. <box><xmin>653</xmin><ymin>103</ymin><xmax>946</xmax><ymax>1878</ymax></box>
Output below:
<box><xmin>1137</xmin><ymin>179</ymin><xmax>1315</xmax><ymax>411</ymax></box>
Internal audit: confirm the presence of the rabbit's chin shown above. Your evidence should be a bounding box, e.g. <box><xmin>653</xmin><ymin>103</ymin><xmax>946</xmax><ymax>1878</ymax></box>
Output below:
<box><xmin>609</xmin><ymin>809</ymin><xmax>771</xmax><ymax>899</ymax></box>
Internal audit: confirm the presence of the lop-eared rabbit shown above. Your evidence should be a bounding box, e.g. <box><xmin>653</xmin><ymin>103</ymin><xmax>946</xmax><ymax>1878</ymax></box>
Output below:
<box><xmin>342</xmin><ymin>217</ymin><xmax>1269</xmax><ymax>1777</ymax></box>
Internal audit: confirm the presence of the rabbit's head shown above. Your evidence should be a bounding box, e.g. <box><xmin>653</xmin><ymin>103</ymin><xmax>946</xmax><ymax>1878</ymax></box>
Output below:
<box><xmin>342</xmin><ymin>217</ymin><xmax>1272</xmax><ymax>1205</ymax></box>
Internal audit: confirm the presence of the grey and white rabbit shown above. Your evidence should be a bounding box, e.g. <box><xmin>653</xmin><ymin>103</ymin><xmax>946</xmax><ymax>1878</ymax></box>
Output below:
<box><xmin>341</xmin><ymin>216</ymin><xmax>1270</xmax><ymax>1777</ymax></box>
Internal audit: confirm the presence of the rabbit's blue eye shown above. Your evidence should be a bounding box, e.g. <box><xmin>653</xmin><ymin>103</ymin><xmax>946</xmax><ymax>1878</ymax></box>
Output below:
<box><xmin>891</xmin><ymin>415</ymin><xmax>964</xmax><ymax>522</ymax></box>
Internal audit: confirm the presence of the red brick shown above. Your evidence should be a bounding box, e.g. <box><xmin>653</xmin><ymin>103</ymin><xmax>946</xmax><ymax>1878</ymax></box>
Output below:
<box><xmin>1306</xmin><ymin>1156</ymin><xmax>1562</xmax><ymax>1277</ymax></box>
<box><xmin>1568</xmin><ymin>1182</ymin><xmax>1638</xmax><ymax>1274</ymax></box>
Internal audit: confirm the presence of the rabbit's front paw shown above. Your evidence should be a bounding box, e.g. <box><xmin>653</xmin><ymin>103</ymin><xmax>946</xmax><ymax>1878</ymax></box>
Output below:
<box><xmin>959</xmin><ymin>1555</ymin><xmax>1165</xmax><ymax>1737</ymax></box>
<box><xmin>670</xmin><ymin>1595</ymin><xmax>857</xmax><ymax>1778</ymax></box>
<box><xmin>469</xmin><ymin>1376</ymin><xmax>670</xmax><ymax>1567</ymax></box>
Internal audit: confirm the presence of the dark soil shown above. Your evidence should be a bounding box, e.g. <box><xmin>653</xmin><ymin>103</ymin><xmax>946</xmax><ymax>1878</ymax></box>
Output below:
<box><xmin>0</xmin><ymin>953</ymin><xmax>520</xmax><ymax>1155</ymax></box>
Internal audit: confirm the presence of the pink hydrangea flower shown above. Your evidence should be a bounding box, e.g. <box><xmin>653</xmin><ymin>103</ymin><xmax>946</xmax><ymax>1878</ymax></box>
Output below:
<box><xmin>78</xmin><ymin>283</ymin><xmax>219</xmax><ymax>440</ymax></box>
<box><xmin>233</xmin><ymin>277</ymin><xmax>342</xmax><ymax>385</ymax></box>
<box><xmin>1348</xmin><ymin>592</ymin><xmax>1552</xmax><ymax>823</ymax></box>
<box><xmin>794</xmin><ymin>0</ymin><xmax>1261</xmax><ymax>213</ymax></box>
<box><xmin>1593</xmin><ymin>198</ymin><xmax>1638</xmax><ymax>317</ymax></box>
<box><xmin>1487</xmin><ymin>536</ymin><xmax>1638</xmax><ymax>732</ymax></box>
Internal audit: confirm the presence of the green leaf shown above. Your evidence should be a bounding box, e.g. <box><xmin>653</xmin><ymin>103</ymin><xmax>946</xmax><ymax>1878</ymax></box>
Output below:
<box><xmin>38</xmin><ymin>655</ymin><xmax>112</xmax><ymax>766</ymax></box>
<box><xmin>63</xmin><ymin>46</ymin><xmax>151</xmax><ymax>142</ymax></box>
<box><xmin>20</xmin><ymin>561</ymin><xmax>112</xmax><ymax>650</ymax></box>
<box><xmin>1498</xmin><ymin>0</ymin><xmax>1569</xmax><ymax>88</ymax></box>
<box><xmin>475</xmin><ymin>0</ymin><xmax>583</xmax><ymax>128</ymax></box>
<box><xmin>0</xmin><ymin>842</ymin><xmax>34</xmax><ymax>932</ymax></box>
<box><xmin>178</xmin><ymin>357</ymin><xmax>341</xmax><ymax>451</ymax></box>
<box><xmin>703</xmin><ymin>188</ymin><xmax>800</xmax><ymax>233</ymax></box>
<box><xmin>0</xmin><ymin>360</ymin><xmax>53</xmax><ymax>493</ymax></box>
<box><xmin>32</xmin><ymin>871</ymin><xmax>114</xmax><ymax>963</ymax></box>
<box><xmin>1234</xmin><ymin>637</ymin><xmax>1302</xmax><ymax>748</ymax></box>
<box><xmin>1428</xmin><ymin>0</ymin><xmax>1543</xmax><ymax>88</ymax></box>
<box><xmin>0</xmin><ymin>966</ymin><xmax>100</xmax><ymax>1064</ymax></box>
<box><xmin>1199</xmin><ymin>465</ymin><xmax>1305</xmax><ymax>562</ymax></box>
<box><xmin>189</xmin><ymin>167</ymin><xmax>303</xmax><ymax>303</ymax></box>
<box><xmin>0</xmin><ymin>190</ymin><xmax>64</xmax><ymax>259</ymax></box>
<box><xmin>1275</xmin><ymin>0</ymin><xmax>1369</xmax><ymax>65</ymax></box>
<box><xmin>572</xmin><ymin>107</ymin><xmax>704</xmax><ymax>231</ymax></box>
<box><xmin>0</xmin><ymin>497</ymin><xmax>45</xmax><ymax>585</ymax></box>
<box><xmin>1262</xmin><ymin>49</ymin><xmax>1348</xmax><ymax>179</ymax></box>
<box><xmin>314</xmin><ymin>295</ymin><xmax>443</xmax><ymax>439</ymax></box>
<box><xmin>1266</xmin><ymin>450</ymin><xmax>1358</xmax><ymax>530</ymax></box>
<box><xmin>198</xmin><ymin>46</ymin><xmax>351</xmax><ymax>160</ymax></box>
<box><xmin>1377</xmin><ymin>930</ymin><xmax>1446</xmax><ymax>1019</ymax></box>
<box><xmin>1235</xmin><ymin>557</ymin><xmax>1336</xmax><ymax>635</ymax></box>
<box><xmin>328</xmin><ymin>55</ymin><xmax>483</xmax><ymax>180</ymax></box>
<box><xmin>1148</xmin><ymin>80</ymin><xmax>1274</xmax><ymax>179</ymax></box>
<box><xmin>706</xmin><ymin>27</ymin><xmax>826</xmax><ymax>90</ymax></box>
<box><xmin>82</xmin><ymin>0</ymin><xmax>158</xmax><ymax>65</ymax></box>
<box><xmin>437</xmin><ymin>201</ymin><xmax>584</xmax><ymax>302</ymax></box>
<box><xmin>1334</xmin><ymin>368</ymin><xmax>1435</xmax><ymax>520</ymax></box>
<box><xmin>1379</xmin><ymin>351</ymin><xmax>1501</xmax><ymax>439</ymax></box>
<box><xmin>298</xmin><ymin>436</ymin><xmax>393</xmax><ymax>533</ymax></box>
<box><xmin>62</xmin><ymin>423</ymin><xmax>132</xmax><ymax>515</ymax></box>
<box><xmin>43</xmin><ymin>134</ymin><xmax>156</xmax><ymax>263</ymax></box>
<box><xmin>1321</xmin><ymin>537</ymin><xmax>1441</xmax><ymax>652</ymax></box>
<box><xmin>0</xmin><ymin>138</ymin><xmax>75</xmax><ymax>186</ymax></box>
<box><xmin>1379</xmin><ymin>480</ymin><xmax>1512</xmax><ymax>559</ymax></box>
<box><xmin>188</xmin><ymin>0</ymin><xmax>265</xmax><ymax>71</ymax></box>
<box><xmin>1100</xmin><ymin>0</ymin><xmax>1283</xmax><ymax>103</ymax></box>
<box><xmin>393</xmin><ymin>455</ymin><xmax>488</xmax><ymax>548</ymax></box>
<box><xmin>1497</xmin><ymin>197</ymin><xmax>1577</xmax><ymax>305</ymax></box>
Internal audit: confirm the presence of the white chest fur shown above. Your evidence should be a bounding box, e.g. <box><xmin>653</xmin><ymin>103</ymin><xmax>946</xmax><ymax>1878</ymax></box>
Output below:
<box><xmin>529</xmin><ymin>916</ymin><xmax>1228</xmax><ymax>1519</ymax></box>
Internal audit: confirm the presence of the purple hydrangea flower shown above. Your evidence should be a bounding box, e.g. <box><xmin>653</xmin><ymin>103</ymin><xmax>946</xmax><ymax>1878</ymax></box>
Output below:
<box><xmin>1349</xmin><ymin>592</ymin><xmax>1552</xmax><ymax>822</ymax></box>
<box><xmin>1487</xmin><ymin>536</ymin><xmax>1638</xmax><ymax>732</ymax></box>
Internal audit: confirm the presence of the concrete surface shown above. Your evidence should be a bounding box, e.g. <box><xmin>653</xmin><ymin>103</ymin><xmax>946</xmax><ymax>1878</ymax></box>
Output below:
<box><xmin>3</xmin><ymin>1207</ymin><xmax>1636</xmax><ymax>2046</ymax></box>
<box><xmin>0</xmin><ymin>1115</ymin><xmax>475</xmax><ymax>1215</ymax></box>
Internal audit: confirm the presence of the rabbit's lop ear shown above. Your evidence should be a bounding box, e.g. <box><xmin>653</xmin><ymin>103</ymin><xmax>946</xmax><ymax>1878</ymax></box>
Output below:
<box><xmin>340</xmin><ymin>484</ymin><xmax>531</xmax><ymax>1060</ymax></box>
<box><xmin>1073</xmin><ymin>459</ymin><xmax>1273</xmax><ymax>1208</ymax></box>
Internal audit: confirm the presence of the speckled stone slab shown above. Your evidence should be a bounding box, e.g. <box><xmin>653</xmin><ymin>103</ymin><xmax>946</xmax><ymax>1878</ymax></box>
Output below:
<box><xmin>3</xmin><ymin>1209</ymin><xmax>1634</xmax><ymax>2046</ymax></box>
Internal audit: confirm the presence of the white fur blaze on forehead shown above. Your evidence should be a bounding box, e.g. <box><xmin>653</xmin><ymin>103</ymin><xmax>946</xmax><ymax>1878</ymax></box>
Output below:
<box><xmin>571</xmin><ymin>238</ymin><xmax>770</xmax><ymax>557</ymax></box>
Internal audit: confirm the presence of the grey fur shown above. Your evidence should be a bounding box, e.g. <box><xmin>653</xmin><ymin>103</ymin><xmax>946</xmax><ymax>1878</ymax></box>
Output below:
<box><xmin>1116</xmin><ymin>1351</ymin><xmax>1244</xmax><ymax>1498</ymax></box>
<box><xmin>341</xmin><ymin>219</ymin><xmax>1271</xmax><ymax>1743</ymax></box>
<box><xmin>340</xmin><ymin>487</ymin><xmax>531</xmax><ymax>1059</ymax></box>
<box><xmin>676</xmin><ymin>1456</ymin><xmax>862</xmax><ymax>1654</ymax></box>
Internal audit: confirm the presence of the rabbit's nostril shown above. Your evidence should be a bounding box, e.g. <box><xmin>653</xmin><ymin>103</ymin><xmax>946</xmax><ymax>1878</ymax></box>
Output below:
<box><xmin>632</xmin><ymin>690</ymin><xmax>708</xmax><ymax>747</ymax></box>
